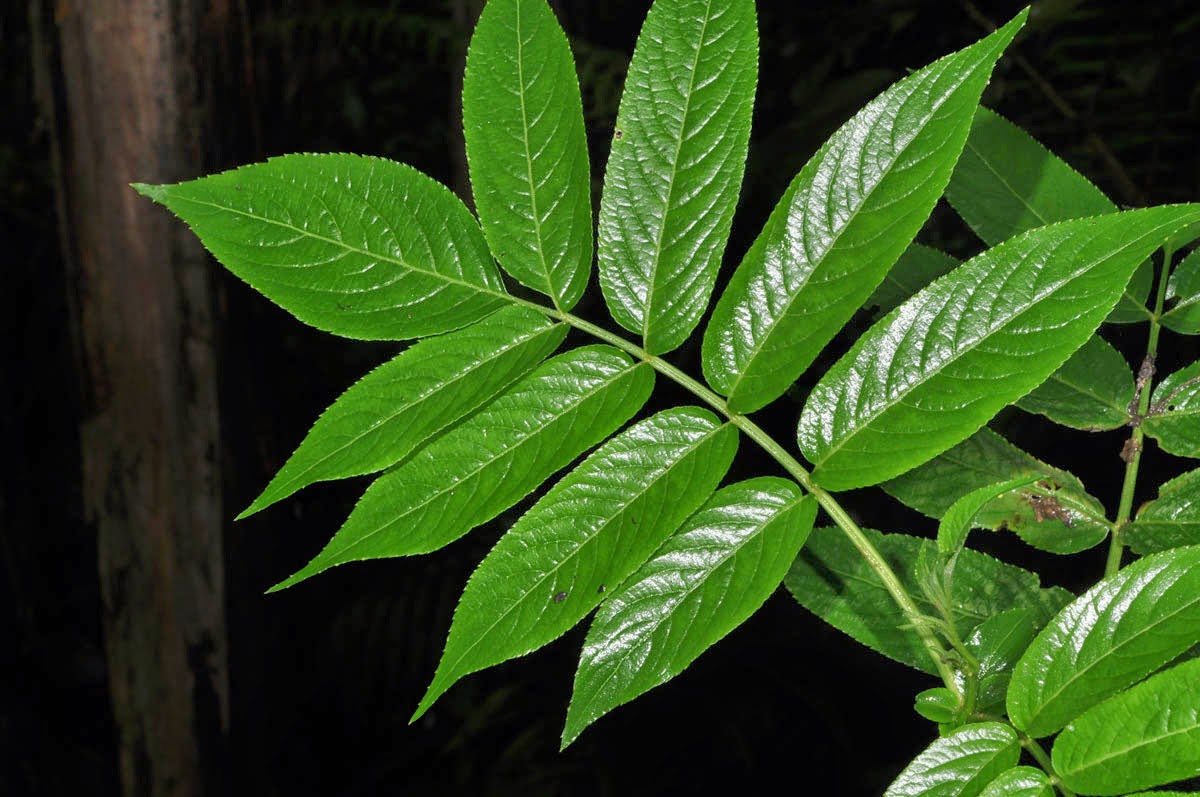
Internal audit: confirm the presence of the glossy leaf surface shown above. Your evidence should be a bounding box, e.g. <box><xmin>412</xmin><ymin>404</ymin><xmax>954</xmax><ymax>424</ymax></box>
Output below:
<box><xmin>800</xmin><ymin>206</ymin><xmax>1200</xmax><ymax>491</ymax></box>
<box><xmin>1007</xmin><ymin>546</ymin><xmax>1200</xmax><ymax>738</ymax></box>
<box><xmin>597</xmin><ymin>0</ymin><xmax>757</xmax><ymax>354</ymax></box>
<box><xmin>883</xmin><ymin>722</ymin><xmax>1020</xmax><ymax>797</ymax></box>
<box><xmin>1015</xmin><ymin>334</ymin><xmax>1134</xmax><ymax>431</ymax></box>
<box><xmin>882</xmin><ymin>428</ymin><xmax>1109</xmax><ymax>555</ymax></box>
<box><xmin>1053</xmin><ymin>658</ymin><xmax>1200</xmax><ymax>796</ymax></box>
<box><xmin>134</xmin><ymin>154</ymin><xmax>506</xmax><ymax>339</ymax></box>
<box><xmin>977</xmin><ymin>767</ymin><xmax>1053</xmax><ymax>797</ymax></box>
<box><xmin>703</xmin><ymin>14</ymin><xmax>1026</xmax><ymax>413</ymax></box>
<box><xmin>269</xmin><ymin>347</ymin><xmax>654</xmax><ymax>591</ymax></box>
<box><xmin>242</xmin><ymin>307</ymin><xmax>565</xmax><ymax>517</ymax></box>
<box><xmin>1127</xmin><ymin>469</ymin><xmax>1200</xmax><ymax>555</ymax></box>
<box><xmin>966</xmin><ymin>609</ymin><xmax>1040</xmax><ymax>713</ymax></box>
<box><xmin>1144</xmin><ymin>360</ymin><xmax>1200</xmax><ymax>458</ymax></box>
<box><xmin>414</xmin><ymin>407</ymin><xmax>738</xmax><ymax>718</ymax></box>
<box><xmin>785</xmin><ymin>527</ymin><xmax>1070</xmax><ymax>673</ymax></box>
<box><xmin>868</xmin><ymin>245</ymin><xmax>961</xmax><ymax>316</ymax></box>
<box><xmin>463</xmin><ymin>0</ymin><xmax>592</xmax><ymax>310</ymax></box>
<box><xmin>563</xmin><ymin>479</ymin><xmax>815</xmax><ymax>747</ymax></box>
<box><xmin>946</xmin><ymin>105</ymin><xmax>1151</xmax><ymax>323</ymax></box>
<box><xmin>1163</xmin><ymin>248</ymin><xmax>1200</xmax><ymax>334</ymax></box>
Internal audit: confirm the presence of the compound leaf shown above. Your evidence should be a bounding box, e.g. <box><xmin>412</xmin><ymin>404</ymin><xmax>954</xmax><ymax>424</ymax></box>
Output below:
<box><xmin>1144</xmin><ymin>360</ymin><xmax>1200</xmax><ymax>459</ymax></box>
<box><xmin>414</xmin><ymin>407</ymin><xmax>739</xmax><ymax>719</ymax></box>
<box><xmin>946</xmin><ymin>105</ymin><xmax>1151</xmax><ymax>323</ymax></box>
<box><xmin>268</xmin><ymin>346</ymin><xmax>654</xmax><ymax>591</ymax></box>
<box><xmin>562</xmin><ymin>479</ymin><xmax>815</xmax><ymax>747</ymax></box>
<box><xmin>242</xmin><ymin>306</ymin><xmax>565</xmax><ymax>517</ymax></box>
<box><xmin>1007</xmin><ymin>545</ymin><xmax>1200</xmax><ymax>738</ymax></box>
<box><xmin>702</xmin><ymin>13</ymin><xmax>1027</xmax><ymax>413</ymax></box>
<box><xmin>1162</xmin><ymin>248</ymin><xmax>1200</xmax><ymax>334</ymax></box>
<box><xmin>597</xmin><ymin>0</ymin><xmax>758</xmax><ymax>354</ymax></box>
<box><xmin>977</xmin><ymin>767</ymin><xmax>1053</xmax><ymax>797</ymax></box>
<box><xmin>133</xmin><ymin>154</ymin><xmax>507</xmax><ymax>339</ymax></box>
<box><xmin>1053</xmin><ymin>658</ymin><xmax>1200</xmax><ymax>796</ymax></box>
<box><xmin>1015</xmin><ymin>334</ymin><xmax>1134</xmax><ymax>431</ymax></box>
<box><xmin>882</xmin><ymin>427</ymin><xmax>1109</xmax><ymax>555</ymax></box>
<box><xmin>883</xmin><ymin>722</ymin><xmax>1020</xmax><ymax>797</ymax></box>
<box><xmin>785</xmin><ymin>527</ymin><xmax>1070</xmax><ymax>674</ymax></box>
<box><xmin>1126</xmin><ymin>469</ymin><xmax>1200</xmax><ymax>555</ymax></box>
<box><xmin>799</xmin><ymin>206</ymin><xmax>1200</xmax><ymax>492</ymax></box>
<box><xmin>463</xmin><ymin>0</ymin><xmax>593</xmax><ymax>310</ymax></box>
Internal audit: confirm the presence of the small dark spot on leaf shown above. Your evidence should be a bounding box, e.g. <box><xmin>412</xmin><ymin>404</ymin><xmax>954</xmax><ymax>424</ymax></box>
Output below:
<box><xmin>597</xmin><ymin>585</ymin><xmax>606</xmax><ymax>594</ymax></box>
<box><xmin>614</xmin><ymin>128</ymin><xmax>624</xmax><ymax>140</ymax></box>
<box><xmin>235</xmin><ymin>184</ymin><xmax>242</xmax><ymax>191</ymax></box>
<box><xmin>553</xmin><ymin>591</ymin><xmax>568</xmax><ymax>604</ymax></box>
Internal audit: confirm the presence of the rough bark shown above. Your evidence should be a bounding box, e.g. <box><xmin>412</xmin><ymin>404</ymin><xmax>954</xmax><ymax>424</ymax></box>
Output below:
<box><xmin>33</xmin><ymin>1</ymin><xmax>238</xmax><ymax>794</ymax></box>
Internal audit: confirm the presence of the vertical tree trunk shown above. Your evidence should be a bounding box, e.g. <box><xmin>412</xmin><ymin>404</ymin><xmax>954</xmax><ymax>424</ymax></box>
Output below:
<box><xmin>33</xmin><ymin>1</ymin><xmax>239</xmax><ymax>794</ymax></box>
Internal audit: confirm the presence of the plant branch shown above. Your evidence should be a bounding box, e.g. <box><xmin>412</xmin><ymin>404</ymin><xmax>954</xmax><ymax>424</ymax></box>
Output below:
<box><xmin>522</xmin><ymin>298</ymin><xmax>964</xmax><ymax>699</ymax></box>
<box><xmin>1018</xmin><ymin>729</ymin><xmax>1077</xmax><ymax>797</ymax></box>
<box><xmin>1109</xmin><ymin>243</ymin><xmax>1176</xmax><ymax>575</ymax></box>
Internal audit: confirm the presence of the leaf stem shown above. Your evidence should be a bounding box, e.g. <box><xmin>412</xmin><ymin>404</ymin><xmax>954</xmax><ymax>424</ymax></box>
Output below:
<box><xmin>1017</xmin><ymin>729</ymin><xmax>1076</xmax><ymax>797</ymax></box>
<box><xmin>528</xmin><ymin>299</ymin><xmax>963</xmax><ymax>699</ymax></box>
<box><xmin>1108</xmin><ymin>243</ymin><xmax>1176</xmax><ymax>576</ymax></box>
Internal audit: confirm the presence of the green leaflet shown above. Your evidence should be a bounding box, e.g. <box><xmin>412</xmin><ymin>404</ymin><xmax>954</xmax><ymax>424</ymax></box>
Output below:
<box><xmin>1126</xmin><ymin>469</ymin><xmax>1200</xmax><ymax>554</ymax></box>
<box><xmin>463</xmin><ymin>0</ymin><xmax>592</xmax><ymax>310</ymax></box>
<box><xmin>267</xmin><ymin>346</ymin><xmax>654</xmax><ymax>591</ymax></box>
<box><xmin>868</xmin><ymin>244</ymin><xmax>961</xmax><ymax>316</ymax></box>
<box><xmin>1007</xmin><ymin>545</ymin><xmax>1200</xmax><ymax>738</ymax></box>
<box><xmin>882</xmin><ymin>427</ymin><xmax>1110</xmax><ymax>555</ymax></box>
<box><xmin>800</xmin><ymin>206</ymin><xmax>1200</xmax><ymax>492</ymax></box>
<box><xmin>1162</xmin><ymin>247</ymin><xmax>1200</xmax><ymax>334</ymax></box>
<box><xmin>784</xmin><ymin>527</ymin><xmax>1070</xmax><ymax>674</ymax></box>
<box><xmin>133</xmin><ymin>154</ymin><xmax>507</xmax><ymax>340</ymax></box>
<box><xmin>1015</xmin><ymin>334</ymin><xmax>1134</xmax><ymax>431</ymax></box>
<box><xmin>563</xmin><ymin>479</ymin><xmax>815</xmax><ymax>747</ymax></box>
<box><xmin>883</xmin><ymin>722</ymin><xmax>1020</xmax><ymax>797</ymax></box>
<box><xmin>977</xmin><ymin>767</ymin><xmax>1053</xmax><ymax>797</ymax></box>
<box><xmin>241</xmin><ymin>307</ymin><xmax>565</xmax><ymax>517</ymax></box>
<box><xmin>1053</xmin><ymin>658</ymin><xmax>1200</xmax><ymax>796</ymax></box>
<box><xmin>914</xmin><ymin>687</ymin><xmax>959</xmax><ymax>724</ymax></box>
<box><xmin>938</xmin><ymin>477</ymin><xmax>1039</xmax><ymax>560</ymax></box>
<box><xmin>965</xmin><ymin>609</ymin><xmax>1040</xmax><ymax>714</ymax></box>
<box><xmin>701</xmin><ymin>13</ymin><xmax>1026</xmax><ymax>414</ymax></box>
<box><xmin>1145</xmin><ymin>359</ymin><xmax>1200</xmax><ymax>458</ymax></box>
<box><xmin>413</xmin><ymin>407</ymin><xmax>738</xmax><ymax>719</ymax></box>
<box><xmin>596</xmin><ymin>0</ymin><xmax>757</xmax><ymax>354</ymax></box>
<box><xmin>946</xmin><ymin>105</ymin><xmax>1152</xmax><ymax>323</ymax></box>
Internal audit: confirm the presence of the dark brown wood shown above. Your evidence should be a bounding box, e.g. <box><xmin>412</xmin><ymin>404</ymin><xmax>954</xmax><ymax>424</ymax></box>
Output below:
<box><xmin>34</xmin><ymin>1</ymin><xmax>236</xmax><ymax>794</ymax></box>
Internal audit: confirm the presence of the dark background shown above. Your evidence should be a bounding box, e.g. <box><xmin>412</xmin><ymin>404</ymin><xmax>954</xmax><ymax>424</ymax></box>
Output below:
<box><xmin>4</xmin><ymin>0</ymin><xmax>1200</xmax><ymax>794</ymax></box>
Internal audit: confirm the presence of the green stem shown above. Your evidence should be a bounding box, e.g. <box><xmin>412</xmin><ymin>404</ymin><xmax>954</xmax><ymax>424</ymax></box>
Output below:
<box><xmin>1108</xmin><ymin>243</ymin><xmax>1176</xmax><ymax>576</ymax></box>
<box><xmin>1018</xmin><ymin>729</ymin><xmax>1076</xmax><ymax>797</ymax></box>
<box><xmin>527</xmin><ymin>300</ymin><xmax>963</xmax><ymax>699</ymax></box>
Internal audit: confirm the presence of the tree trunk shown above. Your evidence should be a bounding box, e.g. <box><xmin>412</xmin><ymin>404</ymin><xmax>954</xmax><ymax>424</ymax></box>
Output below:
<box><xmin>33</xmin><ymin>1</ymin><xmax>241</xmax><ymax>794</ymax></box>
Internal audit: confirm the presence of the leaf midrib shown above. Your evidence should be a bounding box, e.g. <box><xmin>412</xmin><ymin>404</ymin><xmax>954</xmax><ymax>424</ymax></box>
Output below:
<box><xmin>513</xmin><ymin>0</ymin><xmax>561</xmax><ymax>309</ymax></box>
<box><xmin>582</xmin><ymin>493</ymin><xmax>804</xmax><ymax>701</ymax></box>
<box><xmin>320</xmin><ymin>360</ymin><xmax>645</xmax><ymax>564</ymax></box>
<box><xmin>961</xmin><ymin>123</ymin><xmax>1151</xmax><ymax>319</ymax></box>
<box><xmin>724</xmin><ymin>49</ymin><xmax>990</xmax><ymax>401</ymax></box>
<box><xmin>641</xmin><ymin>0</ymin><xmax>714</xmax><ymax>345</ymax></box>
<box><xmin>1022</xmin><ymin>561</ymin><xmax>1200</xmax><ymax>731</ymax></box>
<box><xmin>438</xmin><ymin>419</ymin><xmax>729</xmax><ymax>683</ymax></box>
<box><xmin>262</xmin><ymin>319</ymin><xmax>559</xmax><ymax>504</ymax></box>
<box><xmin>1063</xmin><ymin>709</ymin><xmax>1200</xmax><ymax>777</ymax></box>
<box><xmin>814</xmin><ymin>217</ymin><xmax>1180</xmax><ymax>471</ymax></box>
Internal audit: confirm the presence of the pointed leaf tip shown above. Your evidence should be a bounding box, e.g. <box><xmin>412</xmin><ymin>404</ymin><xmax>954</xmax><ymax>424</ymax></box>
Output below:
<box><xmin>131</xmin><ymin>182</ymin><xmax>165</xmax><ymax>201</ymax></box>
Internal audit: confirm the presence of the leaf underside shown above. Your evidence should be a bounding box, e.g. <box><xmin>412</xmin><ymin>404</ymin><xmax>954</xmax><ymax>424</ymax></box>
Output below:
<box><xmin>1126</xmin><ymin>468</ymin><xmax>1200</xmax><ymax>554</ymax></box>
